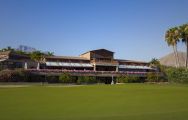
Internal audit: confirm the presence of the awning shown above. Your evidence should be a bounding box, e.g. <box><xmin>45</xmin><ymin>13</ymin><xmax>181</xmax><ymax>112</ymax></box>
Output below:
<box><xmin>119</xmin><ymin>65</ymin><xmax>153</xmax><ymax>69</ymax></box>
<box><xmin>46</xmin><ymin>62</ymin><xmax>93</xmax><ymax>67</ymax></box>
<box><xmin>0</xmin><ymin>58</ymin><xmax>7</xmax><ymax>62</ymax></box>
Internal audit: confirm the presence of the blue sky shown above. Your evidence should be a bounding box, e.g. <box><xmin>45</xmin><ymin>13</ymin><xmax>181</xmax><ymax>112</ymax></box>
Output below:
<box><xmin>0</xmin><ymin>0</ymin><xmax>188</xmax><ymax>61</ymax></box>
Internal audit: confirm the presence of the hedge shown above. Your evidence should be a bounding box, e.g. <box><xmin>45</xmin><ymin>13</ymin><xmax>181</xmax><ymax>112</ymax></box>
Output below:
<box><xmin>117</xmin><ymin>75</ymin><xmax>140</xmax><ymax>83</ymax></box>
<box><xmin>165</xmin><ymin>67</ymin><xmax>188</xmax><ymax>83</ymax></box>
<box><xmin>77</xmin><ymin>76</ymin><xmax>97</xmax><ymax>84</ymax></box>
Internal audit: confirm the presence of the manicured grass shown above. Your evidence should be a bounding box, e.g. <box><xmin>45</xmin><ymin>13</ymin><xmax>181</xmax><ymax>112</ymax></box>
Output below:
<box><xmin>0</xmin><ymin>84</ymin><xmax>188</xmax><ymax>120</ymax></box>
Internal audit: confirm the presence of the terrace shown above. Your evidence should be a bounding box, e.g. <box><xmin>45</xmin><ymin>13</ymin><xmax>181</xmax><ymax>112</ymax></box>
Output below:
<box><xmin>27</xmin><ymin>69</ymin><xmax>151</xmax><ymax>77</ymax></box>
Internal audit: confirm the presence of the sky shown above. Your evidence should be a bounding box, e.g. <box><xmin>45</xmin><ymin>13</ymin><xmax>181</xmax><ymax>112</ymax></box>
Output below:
<box><xmin>0</xmin><ymin>0</ymin><xmax>188</xmax><ymax>61</ymax></box>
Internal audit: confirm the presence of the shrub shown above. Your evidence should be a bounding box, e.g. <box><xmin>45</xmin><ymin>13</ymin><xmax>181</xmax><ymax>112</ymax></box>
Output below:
<box><xmin>0</xmin><ymin>69</ymin><xmax>12</xmax><ymax>82</ymax></box>
<box><xmin>77</xmin><ymin>76</ymin><xmax>97</xmax><ymax>84</ymax></box>
<box><xmin>117</xmin><ymin>75</ymin><xmax>128</xmax><ymax>83</ymax></box>
<box><xmin>88</xmin><ymin>76</ymin><xmax>97</xmax><ymax>83</ymax></box>
<box><xmin>146</xmin><ymin>72</ymin><xmax>158</xmax><ymax>82</ymax></box>
<box><xmin>128</xmin><ymin>76</ymin><xmax>140</xmax><ymax>83</ymax></box>
<box><xmin>59</xmin><ymin>73</ymin><xmax>71</xmax><ymax>83</ymax></box>
<box><xmin>165</xmin><ymin>67</ymin><xmax>188</xmax><ymax>83</ymax></box>
<box><xmin>46</xmin><ymin>75</ymin><xmax>59</xmax><ymax>83</ymax></box>
<box><xmin>0</xmin><ymin>64</ymin><xmax>2</xmax><ymax>71</ymax></box>
<box><xmin>0</xmin><ymin>69</ymin><xmax>29</xmax><ymax>82</ymax></box>
<box><xmin>117</xmin><ymin>75</ymin><xmax>140</xmax><ymax>83</ymax></box>
<box><xmin>26</xmin><ymin>73</ymin><xmax>45</xmax><ymax>82</ymax></box>
<box><xmin>77</xmin><ymin>76</ymin><xmax>87</xmax><ymax>84</ymax></box>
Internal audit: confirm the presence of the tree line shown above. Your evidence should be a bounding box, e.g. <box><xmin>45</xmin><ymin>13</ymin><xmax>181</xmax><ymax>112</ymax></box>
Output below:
<box><xmin>0</xmin><ymin>46</ymin><xmax>54</xmax><ymax>69</ymax></box>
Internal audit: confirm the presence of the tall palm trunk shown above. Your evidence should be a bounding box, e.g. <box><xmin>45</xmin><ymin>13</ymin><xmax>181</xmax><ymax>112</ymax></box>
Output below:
<box><xmin>186</xmin><ymin>40</ymin><xmax>188</xmax><ymax>68</ymax></box>
<box><xmin>175</xmin><ymin>45</ymin><xmax>180</xmax><ymax>67</ymax></box>
<box><xmin>173</xmin><ymin>46</ymin><xmax>178</xmax><ymax>68</ymax></box>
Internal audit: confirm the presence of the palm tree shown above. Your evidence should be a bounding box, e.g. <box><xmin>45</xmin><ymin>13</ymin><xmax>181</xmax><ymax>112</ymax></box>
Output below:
<box><xmin>30</xmin><ymin>51</ymin><xmax>45</xmax><ymax>70</ymax></box>
<box><xmin>150</xmin><ymin>58</ymin><xmax>160</xmax><ymax>71</ymax></box>
<box><xmin>46</xmin><ymin>52</ymin><xmax>54</xmax><ymax>56</ymax></box>
<box><xmin>165</xmin><ymin>27</ymin><xmax>180</xmax><ymax>68</ymax></box>
<box><xmin>173</xmin><ymin>27</ymin><xmax>181</xmax><ymax>67</ymax></box>
<box><xmin>179</xmin><ymin>24</ymin><xmax>188</xmax><ymax>68</ymax></box>
<box><xmin>150</xmin><ymin>58</ymin><xmax>160</xmax><ymax>67</ymax></box>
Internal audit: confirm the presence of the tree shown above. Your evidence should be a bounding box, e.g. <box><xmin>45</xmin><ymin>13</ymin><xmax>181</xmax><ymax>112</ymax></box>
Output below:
<box><xmin>30</xmin><ymin>51</ymin><xmax>45</xmax><ymax>69</ymax></box>
<box><xmin>149</xmin><ymin>58</ymin><xmax>161</xmax><ymax>72</ymax></box>
<box><xmin>0</xmin><ymin>46</ymin><xmax>15</xmax><ymax>52</ymax></box>
<box><xmin>30</xmin><ymin>51</ymin><xmax>44</xmax><ymax>61</ymax></box>
<box><xmin>15</xmin><ymin>50</ymin><xmax>27</xmax><ymax>55</ymax></box>
<box><xmin>179</xmin><ymin>24</ymin><xmax>188</xmax><ymax>68</ymax></box>
<box><xmin>46</xmin><ymin>52</ymin><xmax>54</xmax><ymax>56</ymax></box>
<box><xmin>165</xmin><ymin>27</ymin><xmax>180</xmax><ymax>68</ymax></box>
<box><xmin>150</xmin><ymin>58</ymin><xmax>160</xmax><ymax>67</ymax></box>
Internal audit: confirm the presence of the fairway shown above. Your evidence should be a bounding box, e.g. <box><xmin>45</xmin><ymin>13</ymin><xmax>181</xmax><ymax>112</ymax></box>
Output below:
<box><xmin>1</xmin><ymin>84</ymin><xmax>188</xmax><ymax>120</ymax></box>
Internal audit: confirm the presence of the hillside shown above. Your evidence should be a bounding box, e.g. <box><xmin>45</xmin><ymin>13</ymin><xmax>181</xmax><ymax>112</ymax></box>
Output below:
<box><xmin>159</xmin><ymin>52</ymin><xmax>186</xmax><ymax>67</ymax></box>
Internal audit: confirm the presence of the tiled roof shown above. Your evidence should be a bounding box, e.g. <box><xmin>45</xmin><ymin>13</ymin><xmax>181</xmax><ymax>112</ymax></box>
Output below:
<box><xmin>80</xmin><ymin>48</ymin><xmax>114</xmax><ymax>55</ymax></box>
<box><xmin>0</xmin><ymin>51</ymin><xmax>11</xmax><ymax>55</ymax></box>
<box><xmin>115</xmin><ymin>59</ymin><xmax>148</xmax><ymax>64</ymax></box>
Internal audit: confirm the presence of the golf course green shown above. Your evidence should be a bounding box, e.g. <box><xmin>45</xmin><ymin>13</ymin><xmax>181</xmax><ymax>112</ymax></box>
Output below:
<box><xmin>0</xmin><ymin>84</ymin><xmax>188</xmax><ymax>120</ymax></box>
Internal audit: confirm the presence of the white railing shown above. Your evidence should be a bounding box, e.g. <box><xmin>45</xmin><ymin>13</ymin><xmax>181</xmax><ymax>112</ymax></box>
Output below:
<box><xmin>27</xmin><ymin>69</ymin><xmax>150</xmax><ymax>75</ymax></box>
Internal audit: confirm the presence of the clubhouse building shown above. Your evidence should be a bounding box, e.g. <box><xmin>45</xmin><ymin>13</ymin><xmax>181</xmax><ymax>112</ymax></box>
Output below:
<box><xmin>0</xmin><ymin>49</ymin><xmax>153</xmax><ymax>73</ymax></box>
<box><xmin>0</xmin><ymin>49</ymin><xmax>156</xmax><ymax>84</ymax></box>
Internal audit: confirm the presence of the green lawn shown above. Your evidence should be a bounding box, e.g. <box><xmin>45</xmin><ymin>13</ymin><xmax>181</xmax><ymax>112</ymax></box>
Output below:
<box><xmin>0</xmin><ymin>84</ymin><xmax>188</xmax><ymax>120</ymax></box>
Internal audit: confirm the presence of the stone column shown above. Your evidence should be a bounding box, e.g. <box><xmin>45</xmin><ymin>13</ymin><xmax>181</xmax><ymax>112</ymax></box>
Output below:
<box><xmin>24</xmin><ymin>62</ymin><xmax>28</xmax><ymax>70</ymax></box>
<box><xmin>94</xmin><ymin>64</ymin><xmax>96</xmax><ymax>71</ymax></box>
<box><xmin>37</xmin><ymin>62</ymin><xmax>40</xmax><ymax>70</ymax></box>
<box><xmin>116</xmin><ymin>66</ymin><xmax>119</xmax><ymax>72</ymax></box>
<box><xmin>111</xmin><ymin>75</ymin><xmax>114</xmax><ymax>85</ymax></box>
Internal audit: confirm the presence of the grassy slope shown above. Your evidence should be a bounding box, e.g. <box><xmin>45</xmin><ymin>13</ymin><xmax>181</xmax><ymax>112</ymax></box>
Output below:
<box><xmin>0</xmin><ymin>84</ymin><xmax>188</xmax><ymax>120</ymax></box>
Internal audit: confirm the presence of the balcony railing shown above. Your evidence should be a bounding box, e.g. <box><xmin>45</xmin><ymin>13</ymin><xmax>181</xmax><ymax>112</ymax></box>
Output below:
<box><xmin>27</xmin><ymin>69</ymin><xmax>151</xmax><ymax>75</ymax></box>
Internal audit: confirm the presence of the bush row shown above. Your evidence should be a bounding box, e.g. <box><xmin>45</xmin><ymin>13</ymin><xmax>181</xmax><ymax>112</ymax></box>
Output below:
<box><xmin>0</xmin><ymin>69</ymin><xmax>28</xmax><ymax>82</ymax></box>
<box><xmin>1</xmin><ymin>68</ymin><xmax>187</xmax><ymax>84</ymax></box>
<box><xmin>146</xmin><ymin>72</ymin><xmax>166</xmax><ymax>82</ymax></box>
<box><xmin>59</xmin><ymin>73</ymin><xmax>97</xmax><ymax>84</ymax></box>
<box><xmin>0</xmin><ymin>69</ymin><xmax>55</xmax><ymax>82</ymax></box>
<box><xmin>165</xmin><ymin>67</ymin><xmax>188</xmax><ymax>83</ymax></box>
<box><xmin>116</xmin><ymin>73</ymin><xmax>167</xmax><ymax>83</ymax></box>
<box><xmin>116</xmin><ymin>75</ymin><xmax>142</xmax><ymax>83</ymax></box>
<box><xmin>0</xmin><ymin>69</ymin><xmax>98</xmax><ymax>84</ymax></box>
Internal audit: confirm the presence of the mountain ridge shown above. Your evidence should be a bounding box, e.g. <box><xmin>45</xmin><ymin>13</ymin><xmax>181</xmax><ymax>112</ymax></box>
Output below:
<box><xmin>159</xmin><ymin>52</ymin><xmax>186</xmax><ymax>67</ymax></box>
